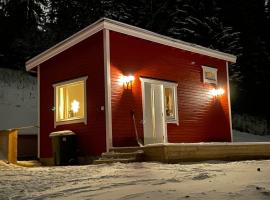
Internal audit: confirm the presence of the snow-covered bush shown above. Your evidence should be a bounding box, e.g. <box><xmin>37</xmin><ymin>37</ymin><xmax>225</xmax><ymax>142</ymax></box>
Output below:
<box><xmin>232</xmin><ymin>113</ymin><xmax>269</xmax><ymax>135</ymax></box>
<box><xmin>0</xmin><ymin>68</ymin><xmax>37</xmax><ymax>131</ymax></box>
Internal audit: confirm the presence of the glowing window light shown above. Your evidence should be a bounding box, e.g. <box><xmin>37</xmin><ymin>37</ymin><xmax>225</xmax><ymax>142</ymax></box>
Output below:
<box><xmin>59</xmin><ymin>87</ymin><xmax>64</xmax><ymax>119</ymax></box>
<box><xmin>71</xmin><ymin>100</ymin><xmax>80</xmax><ymax>114</ymax></box>
<box><xmin>210</xmin><ymin>88</ymin><xmax>225</xmax><ymax>97</ymax></box>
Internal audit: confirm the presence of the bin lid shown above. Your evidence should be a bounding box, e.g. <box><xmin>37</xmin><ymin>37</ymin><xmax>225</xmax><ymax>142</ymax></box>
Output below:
<box><xmin>0</xmin><ymin>129</ymin><xmax>17</xmax><ymax>134</ymax></box>
<box><xmin>49</xmin><ymin>130</ymin><xmax>75</xmax><ymax>137</ymax></box>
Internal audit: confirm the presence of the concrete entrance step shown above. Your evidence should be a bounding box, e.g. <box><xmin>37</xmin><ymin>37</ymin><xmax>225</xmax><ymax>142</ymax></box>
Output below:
<box><xmin>93</xmin><ymin>157</ymin><xmax>137</xmax><ymax>164</ymax></box>
<box><xmin>101</xmin><ymin>150</ymin><xmax>144</xmax><ymax>159</ymax></box>
<box><xmin>109</xmin><ymin>146</ymin><xmax>143</xmax><ymax>153</ymax></box>
<box><xmin>93</xmin><ymin>149</ymin><xmax>144</xmax><ymax>164</ymax></box>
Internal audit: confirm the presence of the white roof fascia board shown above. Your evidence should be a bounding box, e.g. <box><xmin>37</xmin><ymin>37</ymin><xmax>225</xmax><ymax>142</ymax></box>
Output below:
<box><xmin>26</xmin><ymin>18</ymin><xmax>237</xmax><ymax>71</ymax></box>
<box><xmin>26</xmin><ymin>19</ymin><xmax>105</xmax><ymax>71</ymax></box>
<box><xmin>103</xmin><ymin>19</ymin><xmax>236</xmax><ymax>63</ymax></box>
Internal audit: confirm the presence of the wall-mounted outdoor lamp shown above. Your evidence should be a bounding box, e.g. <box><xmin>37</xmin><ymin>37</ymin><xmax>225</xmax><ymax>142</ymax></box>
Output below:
<box><xmin>209</xmin><ymin>88</ymin><xmax>225</xmax><ymax>97</ymax></box>
<box><xmin>119</xmin><ymin>75</ymin><xmax>135</xmax><ymax>89</ymax></box>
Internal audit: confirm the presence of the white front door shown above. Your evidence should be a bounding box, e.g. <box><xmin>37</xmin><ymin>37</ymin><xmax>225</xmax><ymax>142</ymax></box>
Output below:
<box><xmin>143</xmin><ymin>81</ymin><xmax>166</xmax><ymax>144</ymax></box>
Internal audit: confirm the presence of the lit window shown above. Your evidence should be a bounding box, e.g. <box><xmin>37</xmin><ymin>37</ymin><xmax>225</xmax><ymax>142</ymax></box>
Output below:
<box><xmin>165</xmin><ymin>88</ymin><xmax>174</xmax><ymax>118</ymax></box>
<box><xmin>53</xmin><ymin>76</ymin><xmax>87</xmax><ymax>127</ymax></box>
<box><xmin>202</xmin><ymin>66</ymin><xmax>218</xmax><ymax>85</ymax></box>
<box><xmin>164</xmin><ymin>85</ymin><xmax>178</xmax><ymax>123</ymax></box>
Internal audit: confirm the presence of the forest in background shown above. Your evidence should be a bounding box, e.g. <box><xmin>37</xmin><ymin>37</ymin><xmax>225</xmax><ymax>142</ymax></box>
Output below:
<box><xmin>1</xmin><ymin>0</ymin><xmax>270</xmax><ymax>131</ymax></box>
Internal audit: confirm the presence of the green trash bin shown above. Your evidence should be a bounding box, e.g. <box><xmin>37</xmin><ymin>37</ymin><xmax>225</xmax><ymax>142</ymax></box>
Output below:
<box><xmin>49</xmin><ymin>130</ymin><xmax>78</xmax><ymax>166</ymax></box>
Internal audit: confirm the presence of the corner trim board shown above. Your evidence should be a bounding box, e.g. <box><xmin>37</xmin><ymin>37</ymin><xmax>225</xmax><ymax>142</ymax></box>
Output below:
<box><xmin>226</xmin><ymin>61</ymin><xmax>233</xmax><ymax>142</ymax></box>
<box><xmin>103</xmin><ymin>29</ymin><xmax>113</xmax><ymax>151</ymax></box>
<box><xmin>37</xmin><ymin>65</ymin><xmax>40</xmax><ymax>158</ymax></box>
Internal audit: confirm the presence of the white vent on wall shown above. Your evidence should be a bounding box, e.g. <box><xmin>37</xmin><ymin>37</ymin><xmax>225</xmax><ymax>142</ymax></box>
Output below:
<box><xmin>202</xmin><ymin>66</ymin><xmax>218</xmax><ymax>85</ymax></box>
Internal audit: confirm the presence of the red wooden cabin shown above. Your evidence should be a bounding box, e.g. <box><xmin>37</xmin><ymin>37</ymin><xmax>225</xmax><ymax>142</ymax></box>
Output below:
<box><xmin>26</xmin><ymin>18</ymin><xmax>236</xmax><ymax>164</ymax></box>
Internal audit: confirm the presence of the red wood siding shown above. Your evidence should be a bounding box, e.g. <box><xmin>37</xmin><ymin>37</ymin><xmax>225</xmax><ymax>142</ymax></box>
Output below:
<box><xmin>40</xmin><ymin>31</ymin><xmax>106</xmax><ymax>158</ymax></box>
<box><xmin>110</xmin><ymin>31</ymin><xmax>231</xmax><ymax>146</ymax></box>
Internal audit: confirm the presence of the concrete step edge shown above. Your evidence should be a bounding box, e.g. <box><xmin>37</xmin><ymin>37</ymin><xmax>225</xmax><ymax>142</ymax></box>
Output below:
<box><xmin>93</xmin><ymin>158</ymin><xmax>137</xmax><ymax>164</ymax></box>
<box><xmin>109</xmin><ymin>147</ymin><xmax>143</xmax><ymax>153</ymax></box>
<box><xmin>102</xmin><ymin>150</ymin><xmax>144</xmax><ymax>157</ymax></box>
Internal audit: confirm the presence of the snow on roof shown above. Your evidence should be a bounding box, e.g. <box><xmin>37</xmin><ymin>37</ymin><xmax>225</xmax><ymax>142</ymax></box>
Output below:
<box><xmin>26</xmin><ymin>18</ymin><xmax>237</xmax><ymax>71</ymax></box>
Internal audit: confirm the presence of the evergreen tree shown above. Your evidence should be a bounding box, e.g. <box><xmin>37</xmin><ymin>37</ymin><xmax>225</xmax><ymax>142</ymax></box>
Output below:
<box><xmin>220</xmin><ymin>0</ymin><xmax>270</xmax><ymax>123</ymax></box>
<box><xmin>47</xmin><ymin>0</ymin><xmax>103</xmax><ymax>43</ymax></box>
<box><xmin>0</xmin><ymin>0</ymin><xmax>48</xmax><ymax>69</ymax></box>
<box><xmin>162</xmin><ymin>0</ymin><xmax>242</xmax><ymax>56</ymax></box>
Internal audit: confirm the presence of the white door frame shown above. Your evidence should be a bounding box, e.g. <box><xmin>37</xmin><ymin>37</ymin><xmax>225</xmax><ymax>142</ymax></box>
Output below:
<box><xmin>141</xmin><ymin>77</ymin><xmax>169</xmax><ymax>143</ymax></box>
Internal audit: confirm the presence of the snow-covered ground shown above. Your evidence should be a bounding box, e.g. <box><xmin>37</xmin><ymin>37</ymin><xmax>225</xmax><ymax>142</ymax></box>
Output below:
<box><xmin>1</xmin><ymin>160</ymin><xmax>270</xmax><ymax>200</ymax></box>
<box><xmin>233</xmin><ymin>130</ymin><xmax>270</xmax><ymax>142</ymax></box>
<box><xmin>1</xmin><ymin>129</ymin><xmax>270</xmax><ymax>199</ymax></box>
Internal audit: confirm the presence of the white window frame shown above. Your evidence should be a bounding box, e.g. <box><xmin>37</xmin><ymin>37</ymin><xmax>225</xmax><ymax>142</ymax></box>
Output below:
<box><xmin>202</xmin><ymin>66</ymin><xmax>218</xmax><ymax>85</ymax></box>
<box><xmin>53</xmin><ymin>76</ymin><xmax>88</xmax><ymax>128</ymax></box>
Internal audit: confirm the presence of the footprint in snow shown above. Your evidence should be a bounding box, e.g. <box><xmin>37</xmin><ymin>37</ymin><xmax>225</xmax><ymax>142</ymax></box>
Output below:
<box><xmin>192</xmin><ymin>173</ymin><xmax>210</xmax><ymax>180</ymax></box>
<box><xmin>256</xmin><ymin>186</ymin><xmax>270</xmax><ymax>196</ymax></box>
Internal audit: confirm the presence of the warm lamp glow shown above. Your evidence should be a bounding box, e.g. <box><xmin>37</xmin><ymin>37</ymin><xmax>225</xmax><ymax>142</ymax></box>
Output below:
<box><xmin>210</xmin><ymin>88</ymin><xmax>225</xmax><ymax>97</ymax></box>
<box><xmin>71</xmin><ymin>100</ymin><xmax>80</xmax><ymax>113</ymax></box>
<box><xmin>119</xmin><ymin>75</ymin><xmax>134</xmax><ymax>83</ymax></box>
<box><xmin>119</xmin><ymin>75</ymin><xmax>135</xmax><ymax>89</ymax></box>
